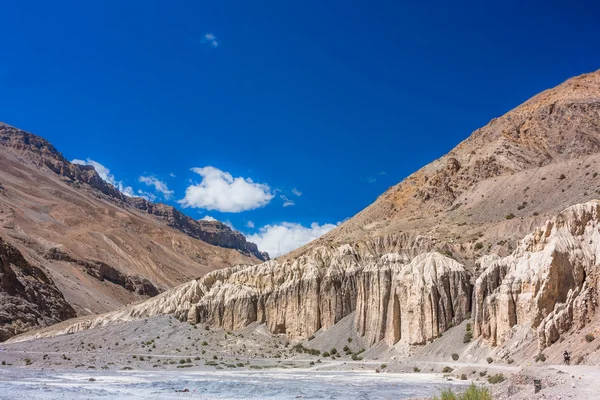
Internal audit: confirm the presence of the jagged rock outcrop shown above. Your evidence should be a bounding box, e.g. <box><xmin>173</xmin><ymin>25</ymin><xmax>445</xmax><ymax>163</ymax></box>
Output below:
<box><xmin>0</xmin><ymin>238</ymin><xmax>76</xmax><ymax>341</ymax></box>
<box><xmin>128</xmin><ymin>198</ymin><xmax>268</xmax><ymax>260</ymax></box>
<box><xmin>473</xmin><ymin>200</ymin><xmax>600</xmax><ymax>349</ymax></box>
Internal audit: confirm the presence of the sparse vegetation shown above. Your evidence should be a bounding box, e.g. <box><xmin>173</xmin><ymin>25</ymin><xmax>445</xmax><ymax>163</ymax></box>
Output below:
<box><xmin>460</xmin><ymin>374</ymin><xmax>467</xmax><ymax>380</ymax></box>
<box><xmin>474</xmin><ymin>242</ymin><xmax>483</xmax><ymax>250</ymax></box>
<box><xmin>24</xmin><ymin>358</ymin><xmax>32</xmax><ymax>366</ymax></box>
<box><xmin>442</xmin><ymin>366</ymin><xmax>453</xmax><ymax>373</ymax></box>
<box><xmin>534</xmin><ymin>353</ymin><xmax>546</xmax><ymax>362</ymax></box>
<box><xmin>463</xmin><ymin>331</ymin><xmax>473</xmax><ymax>343</ymax></box>
<box><xmin>413</xmin><ymin>367</ymin><xmax>421</xmax><ymax>372</ymax></box>
<box><xmin>452</xmin><ymin>353</ymin><xmax>459</xmax><ymax>361</ymax></box>
<box><xmin>432</xmin><ymin>384</ymin><xmax>492</xmax><ymax>400</ymax></box>
<box><xmin>585</xmin><ymin>333</ymin><xmax>595</xmax><ymax>343</ymax></box>
<box><xmin>505</xmin><ymin>213</ymin><xmax>515</xmax><ymax>220</ymax></box>
<box><xmin>487</xmin><ymin>373</ymin><xmax>505</xmax><ymax>384</ymax></box>
<box><xmin>486</xmin><ymin>357</ymin><xmax>493</xmax><ymax>364</ymax></box>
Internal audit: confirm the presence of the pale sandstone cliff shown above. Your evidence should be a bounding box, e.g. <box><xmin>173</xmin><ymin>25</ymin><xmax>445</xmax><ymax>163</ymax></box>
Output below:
<box><xmin>473</xmin><ymin>200</ymin><xmax>600</xmax><ymax>350</ymax></box>
<box><xmin>10</xmin><ymin>246</ymin><xmax>472</xmax><ymax>350</ymax></box>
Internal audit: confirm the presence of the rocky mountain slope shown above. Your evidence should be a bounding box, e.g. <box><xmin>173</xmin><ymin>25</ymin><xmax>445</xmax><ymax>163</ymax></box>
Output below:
<box><xmin>292</xmin><ymin>70</ymin><xmax>600</xmax><ymax>270</ymax></box>
<box><xmin>7</xmin><ymin>70</ymin><xmax>600</xmax><ymax>364</ymax></box>
<box><xmin>0</xmin><ymin>123</ymin><xmax>266</xmax><ymax>339</ymax></box>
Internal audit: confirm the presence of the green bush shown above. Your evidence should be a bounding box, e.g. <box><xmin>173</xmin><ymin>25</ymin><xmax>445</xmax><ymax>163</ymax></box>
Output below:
<box><xmin>474</xmin><ymin>242</ymin><xmax>483</xmax><ymax>250</ymax></box>
<box><xmin>322</xmin><ymin>351</ymin><xmax>330</xmax><ymax>358</ymax></box>
<box><xmin>487</xmin><ymin>373</ymin><xmax>505</xmax><ymax>384</ymax></box>
<box><xmin>534</xmin><ymin>353</ymin><xmax>546</xmax><ymax>362</ymax></box>
<box><xmin>330</xmin><ymin>348</ymin><xmax>338</xmax><ymax>355</ymax></box>
<box><xmin>452</xmin><ymin>353</ymin><xmax>459</xmax><ymax>361</ymax></box>
<box><xmin>413</xmin><ymin>367</ymin><xmax>420</xmax><ymax>372</ymax></box>
<box><xmin>380</xmin><ymin>364</ymin><xmax>387</xmax><ymax>369</ymax></box>
<box><xmin>505</xmin><ymin>214</ymin><xmax>515</xmax><ymax>220</ymax></box>
<box><xmin>442</xmin><ymin>366</ymin><xmax>453</xmax><ymax>373</ymax></box>
<box><xmin>463</xmin><ymin>331</ymin><xmax>473</xmax><ymax>343</ymax></box>
<box><xmin>347</xmin><ymin>337</ymin><xmax>353</xmax><ymax>343</ymax></box>
<box><xmin>460</xmin><ymin>374</ymin><xmax>467</xmax><ymax>380</ymax></box>
<box><xmin>433</xmin><ymin>384</ymin><xmax>492</xmax><ymax>400</ymax></box>
<box><xmin>486</xmin><ymin>357</ymin><xmax>493</xmax><ymax>364</ymax></box>
<box><xmin>585</xmin><ymin>333</ymin><xmax>595</xmax><ymax>343</ymax></box>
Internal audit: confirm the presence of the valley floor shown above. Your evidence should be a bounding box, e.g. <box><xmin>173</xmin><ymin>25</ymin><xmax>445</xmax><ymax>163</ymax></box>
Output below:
<box><xmin>1</xmin><ymin>315</ymin><xmax>598</xmax><ymax>399</ymax></box>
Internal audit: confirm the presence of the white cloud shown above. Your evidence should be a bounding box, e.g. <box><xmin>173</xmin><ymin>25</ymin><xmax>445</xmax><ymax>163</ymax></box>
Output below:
<box><xmin>178</xmin><ymin>166</ymin><xmax>274</xmax><ymax>212</ymax></box>
<box><xmin>72</xmin><ymin>158</ymin><xmax>137</xmax><ymax>197</ymax></box>
<box><xmin>247</xmin><ymin>222</ymin><xmax>337</xmax><ymax>257</ymax></box>
<box><xmin>246</xmin><ymin>220</ymin><xmax>255</xmax><ymax>228</ymax></box>
<box><xmin>203</xmin><ymin>33</ymin><xmax>219</xmax><ymax>48</ymax></box>
<box><xmin>292</xmin><ymin>188</ymin><xmax>302</xmax><ymax>197</ymax></box>
<box><xmin>280</xmin><ymin>195</ymin><xmax>295</xmax><ymax>207</ymax></box>
<box><xmin>200</xmin><ymin>215</ymin><xmax>217</xmax><ymax>222</ymax></box>
<box><xmin>169</xmin><ymin>173</ymin><xmax>176</xmax><ymax>178</ymax></box>
<box><xmin>139</xmin><ymin>176</ymin><xmax>174</xmax><ymax>199</ymax></box>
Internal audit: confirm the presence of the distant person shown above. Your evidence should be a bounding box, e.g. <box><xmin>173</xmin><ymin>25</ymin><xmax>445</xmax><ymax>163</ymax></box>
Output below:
<box><xmin>563</xmin><ymin>350</ymin><xmax>570</xmax><ymax>365</ymax></box>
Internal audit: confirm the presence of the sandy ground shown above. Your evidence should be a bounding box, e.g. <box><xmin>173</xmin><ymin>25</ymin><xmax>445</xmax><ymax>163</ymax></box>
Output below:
<box><xmin>1</xmin><ymin>315</ymin><xmax>598</xmax><ymax>399</ymax></box>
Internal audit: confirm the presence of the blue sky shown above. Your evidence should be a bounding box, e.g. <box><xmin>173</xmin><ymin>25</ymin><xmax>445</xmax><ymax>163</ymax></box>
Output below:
<box><xmin>1</xmin><ymin>1</ymin><xmax>599</xmax><ymax>256</ymax></box>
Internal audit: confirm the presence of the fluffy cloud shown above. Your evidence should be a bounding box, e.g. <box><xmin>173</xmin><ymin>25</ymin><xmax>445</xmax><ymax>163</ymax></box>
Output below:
<box><xmin>247</xmin><ymin>222</ymin><xmax>337</xmax><ymax>257</ymax></box>
<box><xmin>280</xmin><ymin>195</ymin><xmax>295</xmax><ymax>207</ymax></box>
<box><xmin>203</xmin><ymin>33</ymin><xmax>219</xmax><ymax>48</ymax></box>
<box><xmin>200</xmin><ymin>215</ymin><xmax>217</xmax><ymax>222</ymax></box>
<box><xmin>178</xmin><ymin>166</ymin><xmax>274</xmax><ymax>212</ymax></box>
<box><xmin>139</xmin><ymin>176</ymin><xmax>174</xmax><ymax>199</ymax></box>
<box><xmin>72</xmin><ymin>158</ymin><xmax>136</xmax><ymax>197</ymax></box>
<box><xmin>292</xmin><ymin>188</ymin><xmax>302</xmax><ymax>197</ymax></box>
<box><xmin>246</xmin><ymin>220</ymin><xmax>255</xmax><ymax>228</ymax></box>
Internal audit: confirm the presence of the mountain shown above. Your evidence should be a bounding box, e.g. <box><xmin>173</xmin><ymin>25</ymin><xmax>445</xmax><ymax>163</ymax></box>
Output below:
<box><xmin>7</xmin><ymin>70</ymin><xmax>600</xmax><ymax>363</ymax></box>
<box><xmin>0</xmin><ymin>123</ymin><xmax>267</xmax><ymax>339</ymax></box>
<box><xmin>291</xmin><ymin>70</ymin><xmax>600</xmax><ymax>269</ymax></box>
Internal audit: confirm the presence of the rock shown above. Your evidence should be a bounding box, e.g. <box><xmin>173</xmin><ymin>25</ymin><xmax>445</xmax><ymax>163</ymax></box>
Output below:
<box><xmin>0</xmin><ymin>237</ymin><xmax>76</xmax><ymax>341</ymax></box>
<box><xmin>473</xmin><ymin>201</ymin><xmax>600</xmax><ymax>350</ymax></box>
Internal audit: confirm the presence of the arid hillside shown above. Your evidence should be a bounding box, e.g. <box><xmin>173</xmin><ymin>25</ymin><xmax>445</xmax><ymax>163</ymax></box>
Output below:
<box><xmin>292</xmin><ymin>70</ymin><xmax>600</xmax><ymax>272</ymax></box>
<box><xmin>0</xmin><ymin>123</ymin><xmax>266</xmax><ymax>338</ymax></box>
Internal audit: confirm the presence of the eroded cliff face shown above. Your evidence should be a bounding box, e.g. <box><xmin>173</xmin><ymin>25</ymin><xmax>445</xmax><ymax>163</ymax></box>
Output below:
<box><xmin>188</xmin><ymin>247</ymin><xmax>471</xmax><ymax>347</ymax></box>
<box><xmin>473</xmin><ymin>200</ymin><xmax>600</xmax><ymax>349</ymax></box>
